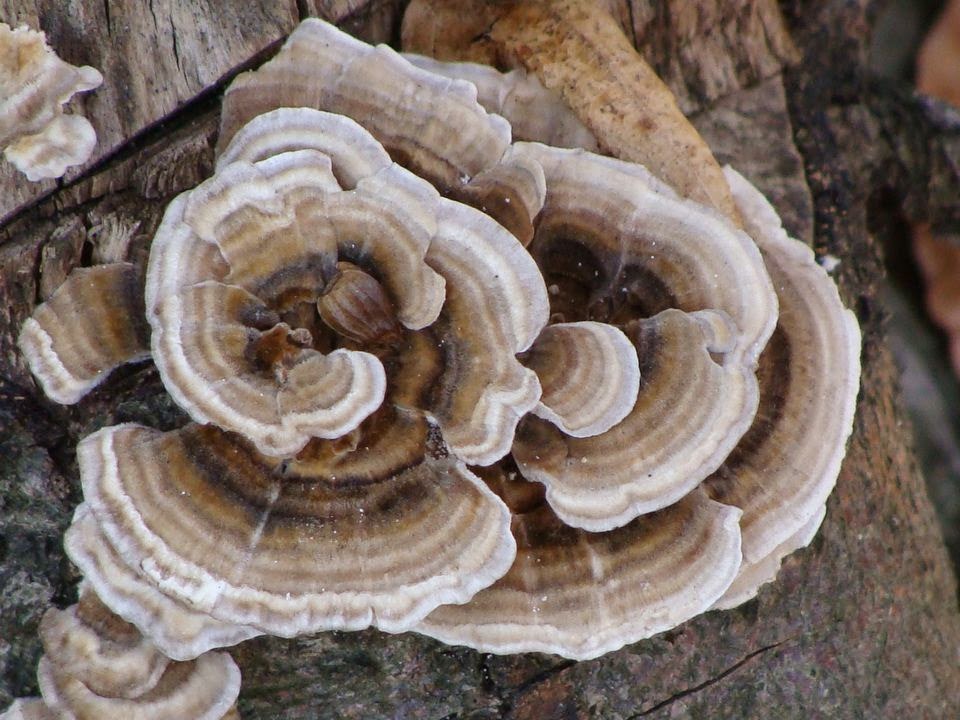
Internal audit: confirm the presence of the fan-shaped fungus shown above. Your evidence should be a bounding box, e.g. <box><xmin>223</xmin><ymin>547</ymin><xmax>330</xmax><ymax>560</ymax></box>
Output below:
<box><xmin>0</xmin><ymin>23</ymin><xmax>101</xmax><ymax>180</ymax></box>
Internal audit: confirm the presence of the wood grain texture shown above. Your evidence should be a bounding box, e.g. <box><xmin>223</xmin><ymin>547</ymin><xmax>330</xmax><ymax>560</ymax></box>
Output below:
<box><xmin>623</xmin><ymin>0</ymin><xmax>799</xmax><ymax>114</ymax></box>
<box><xmin>1</xmin><ymin>0</ymin><xmax>959</xmax><ymax>718</ymax></box>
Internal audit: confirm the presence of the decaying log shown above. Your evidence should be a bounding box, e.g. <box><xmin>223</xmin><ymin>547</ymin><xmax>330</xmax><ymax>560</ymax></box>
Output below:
<box><xmin>1</xmin><ymin>0</ymin><xmax>958</xmax><ymax>718</ymax></box>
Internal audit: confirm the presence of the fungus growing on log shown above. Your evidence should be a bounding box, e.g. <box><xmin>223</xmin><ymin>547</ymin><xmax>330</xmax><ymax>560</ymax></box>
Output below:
<box><xmin>706</xmin><ymin>168</ymin><xmax>861</xmax><ymax>607</ymax></box>
<box><xmin>18</xmin><ymin>263</ymin><xmax>150</xmax><ymax>404</ymax></box>
<box><xmin>404</xmin><ymin>54</ymin><xmax>600</xmax><ymax>152</ymax></box>
<box><xmin>508</xmin><ymin>142</ymin><xmax>777</xmax><ymax>532</ymax></box>
<box><xmin>397</xmin><ymin>5</ymin><xmax>861</xmax><ymax>645</ymax></box>
<box><xmin>0</xmin><ymin>22</ymin><xmax>101</xmax><ymax>180</ymax></box>
<box><xmin>401</xmin><ymin>0</ymin><xmax>741</xmax><ymax>221</ymax></box>
<box><xmin>523</xmin><ymin>320</ymin><xmax>640</xmax><ymax>438</ymax></box>
<box><xmin>11</xmin><ymin>15</ymin><xmax>861</xmax><ymax>683</ymax></box>
<box><xmin>0</xmin><ymin>587</ymin><xmax>240</xmax><ymax>720</ymax></box>
<box><xmin>20</xmin><ymin>104</ymin><xmax>546</xmax><ymax>660</ymax></box>
<box><xmin>218</xmin><ymin>18</ymin><xmax>546</xmax><ymax>245</ymax></box>
<box><xmin>69</xmin><ymin>421</ymin><xmax>517</xmax><ymax>659</ymax></box>
<box><xmin>418</xmin><ymin>478</ymin><xmax>743</xmax><ymax>660</ymax></box>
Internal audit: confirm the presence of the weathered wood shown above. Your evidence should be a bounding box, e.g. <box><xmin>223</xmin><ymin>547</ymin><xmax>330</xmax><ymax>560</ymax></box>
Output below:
<box><xmin>0</xmin><ymin>0</ymin><xmax>300</xmax><ymax>223</ymax></box>
<box><xmin>622</xmin><ymin>0</ymin><xmax>800</xmax><ymax>115</ymax></box>
<box><xmin>1</xmin><ymin>0</ymin><xmax>959</xmax><ymax>718</ymax></box>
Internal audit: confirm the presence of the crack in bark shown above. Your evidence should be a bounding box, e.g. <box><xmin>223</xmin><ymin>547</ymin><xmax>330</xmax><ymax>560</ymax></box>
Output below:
<box><xmin>295</xmin><ymin>0</ymin><xmax>310</xmax><ymax>22</ymax></box>
<box><xmin>30</xmin><ymin>230</ymin><xmax>45</xmax><ymax>307</ymax></box>
<box><xmin>623</xmin><ymin>0</ymin><xmax>639</xmax><ymax>50</ymax></box>
<box><xmin>171</xmin><ymin>17</ymin><xmax>181</xmax><ymax>72</ymax></box>
<box><xmin>629</xmin><ymin>640</ymin><xmax>789</xmax><ymax>718</ymax></box>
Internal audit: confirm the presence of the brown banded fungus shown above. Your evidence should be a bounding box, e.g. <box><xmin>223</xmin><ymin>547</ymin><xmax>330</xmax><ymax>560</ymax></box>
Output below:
<box><xmin>396</xmin><ymin>21</ymin><xmax>860</xmax><ymax>652</ymax></box>
<box><xmin>70</xmin><ymin>420</ymin><xmax>518</xmax><ymax>658</ymax></box>
<box><xmin>706</xmin><ymin>169</ymin><xmax>861</xmax><ymax>607</ymax></box>
<box><xmin>0</xmin><ymin>587</ymin><xmax>240</xmax><ymax>720</ymax></box>
<box><xmin>409</xmin><ymin>144</ymin><xmax>779</xmax><ymax>656</ymax></box>
<box><xmin>414</xmin><ymin>160</ymin><xmax>860</xmax><ymax>654</ymax></box>
<box><xmin>0</xmin><ymin>23</ymin><xmax>102</xmax><ymax>180</ymax></box>
<box><xmin>217</xmin><ymin>19</ymin><xmax>547</xmax><ymax>247</ymax></box>
<box><xmin>13</xmin><ymin>15</ymin><xmax>862</xmax><ymax>675</ymax></box>
<box><xmin>404</xmin><ymin>54</ymin><xmax>600</xmax><ymax>153</ymax></box>
<box><xmin>418</xmin><ymin>476</ymin><xmax>743</xmax><ymax>660</ymax></box>
<box><xmin>401</xmin><ymin>0</ymin><xmax>742</xmax><ymax>221</ymax></box>
<box><xmin>23</xmin><ymin>99</ymin><xmax>549</xmax><ymax>659</ymax></box>
<box><xmin>19</xmin><ymin>263</ymin><xmax>150</xmax><ymax>404</ymax></box>
<box><xmin>509</xmin><ymin>142</ymin><xmax>777</xmax><ymax>532</ymax></box>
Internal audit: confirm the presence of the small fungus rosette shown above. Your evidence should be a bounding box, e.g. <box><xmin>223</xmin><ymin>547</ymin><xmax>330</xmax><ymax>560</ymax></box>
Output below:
<box><xmin>0</xmin><ymin>22</ymin><xmax>102</xmax><ymax>180</ymax></box>
<box><xmin>0</xmin><ymin>586</ymin><xmax>241</xmax><ymax>720</ymax></box>
<box><xmin>169</xmin><ymin>20</ymin><xmax>784</xmax><ymax>659</ymax></box>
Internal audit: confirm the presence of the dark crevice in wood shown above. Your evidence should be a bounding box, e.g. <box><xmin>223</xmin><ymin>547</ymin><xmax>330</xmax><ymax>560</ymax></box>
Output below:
<box><xmin>147</xmin><ymin>0</ymin><xmax>158</xmax><ymax>30</ymax></box>
<box><xmin>171</xmin><ymin>16</ymin><xmax>181</xmax><ymax>71</ymax></box>
<box><xmin>623</xmin><ymin>0</ymin><xmax>639</xmax><ymax>49</ymax></box>
<box><xmin>477</xmin><ymin>653</ymin><xmax>497</xmax><ymax>694</ymax></box>
<box><xmin>30</xmin><ymin>235</ymin><xmax>45</xmax><ymax>307</ymax></box>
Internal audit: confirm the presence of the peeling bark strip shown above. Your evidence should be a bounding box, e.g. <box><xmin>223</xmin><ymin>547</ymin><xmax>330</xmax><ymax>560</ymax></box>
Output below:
<box><xmin>1</xmin><ymin>1</ymin><xmax>959</xmax><ymax>719</ymax></box>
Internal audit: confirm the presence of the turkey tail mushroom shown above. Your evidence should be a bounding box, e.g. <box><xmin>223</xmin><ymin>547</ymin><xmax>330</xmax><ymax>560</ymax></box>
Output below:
<box><xmin>0</xmin><ymin>587</ymin><xmax>241</xmax><ymax>720</ymax></box>
<box><xmin>0</xmin><ymin>23</ymin><xmax>101</xmax><ymax>180</ymax></box>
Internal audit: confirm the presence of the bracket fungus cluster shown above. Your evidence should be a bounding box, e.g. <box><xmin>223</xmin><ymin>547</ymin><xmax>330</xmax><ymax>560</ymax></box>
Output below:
<box><xmin>9</xmin><ymin>13</ymin><xmax>861</xmax><ymax>715</ymax></box>
<box><xmin>2</xmin><ymin>587</ymin><xmax>239</xmax><ymax>720</ymax></box>
<box><xmin>0</xmin><ymin>23</ymin><xmax>101</xmax><ymax>181</ymax></box>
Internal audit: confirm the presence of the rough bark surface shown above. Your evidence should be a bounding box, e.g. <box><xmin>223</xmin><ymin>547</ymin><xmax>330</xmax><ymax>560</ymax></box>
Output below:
<box><xmin>1</xmin><ymin>1</ymin><xmax>959</xmax><ymax>718</ymax></box>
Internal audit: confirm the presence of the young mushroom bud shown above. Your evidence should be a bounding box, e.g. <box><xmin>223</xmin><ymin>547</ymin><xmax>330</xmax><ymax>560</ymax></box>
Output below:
<box><xmin>245</xmin><ymin>323</ymin><xmax>314</xmax><ymax>385</ymax></box>
<box><xmin>318</xmin><ymin>262</ymin><xmax>401</xmax><ymax>346</ymax></box>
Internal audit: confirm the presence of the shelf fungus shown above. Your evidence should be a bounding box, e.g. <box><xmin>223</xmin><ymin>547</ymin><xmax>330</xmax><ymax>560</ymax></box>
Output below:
<box><xmin>0</xmin><ymin>23</ymin><xmax>102</xmax><ymax>181</ymax></box>
<box><xmin>390</xmin><ymin>37</ymin><xmax>860</xmax><ymax>645</ymax></box>
<box><xmin>418</xmin><ymin>473</ymin><xmax>743</xmax><ymax>660</ymax></box>
<box><xmin>0</xmin><ymin>587</ymin><xmax>240</xmax><ymax>720</ymax></box>
<box><xmin>13</xmin><ymin>15</ymin><xmax>861</xmax><ymax>677</ymax></box>
<box><xmin>404</xmin><ymin>54</ymin><xmax>600</xmax><ymax>153</ymax></box>
<box><xmin>508</xmin><ymin>142</ymin><xmax>777</xmax><ymax>532</ymax></box>
<box><xmin>705</xmin><ymin>168</ymin><xmax>861</xmax><ymax>608</ymax></box>
<box><xmin>20</xmin><ymin>101</ymin><xmax>552</xmax><ymax>659</ymax></box>
<box><xmin>217</xmin><ymin>18</ymin><xmax>547</xmax><ymax>247</ymax></box>
<box><xmin>19</xmin><ymin>263</ymin><xmax>150</xmax><ymax>404</ymax></box>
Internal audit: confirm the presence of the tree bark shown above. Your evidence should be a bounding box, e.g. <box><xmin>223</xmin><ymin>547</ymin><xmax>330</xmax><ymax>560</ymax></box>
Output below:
<box><xmin>1</xmin><ymin>1</ymin><xmax>958</xmax><ymax>718</ymax></box>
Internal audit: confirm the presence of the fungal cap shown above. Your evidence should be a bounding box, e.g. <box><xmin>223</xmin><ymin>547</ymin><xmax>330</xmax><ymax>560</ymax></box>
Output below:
<box><xmin>69</xmin><ymin>422</ymin><xmax>517</xmax><ymax>657</ymax></box>
<box><xmin>0</xmin><ymin>23</ymin><xmax>102</xmax><ymax>179</ymax></box>
<box><xmin>417</xmin><ymin>486</ymin><xmax>742</xmax><ymax>660</ymax></box>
